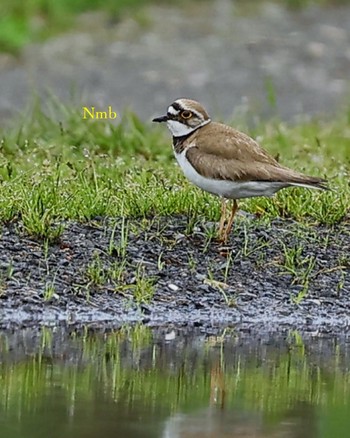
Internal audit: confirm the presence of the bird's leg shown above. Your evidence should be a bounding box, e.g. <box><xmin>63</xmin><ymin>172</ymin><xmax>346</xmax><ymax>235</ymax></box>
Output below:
<box><xmin>218</xmin><ymin>198</ymin><xmax>227</xmax><ymax>241</ymax></box>
<box><xmin>223</xmin><ymin>199</ymin><xmax>238</xmax><ymax>243</ymax></box>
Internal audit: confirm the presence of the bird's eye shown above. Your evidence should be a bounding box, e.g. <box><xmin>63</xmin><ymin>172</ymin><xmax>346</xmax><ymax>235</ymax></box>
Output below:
<box><xmin>181</xmin><ymin>110</ymin><xmax>192</xmax><ymax>119</ymax></box>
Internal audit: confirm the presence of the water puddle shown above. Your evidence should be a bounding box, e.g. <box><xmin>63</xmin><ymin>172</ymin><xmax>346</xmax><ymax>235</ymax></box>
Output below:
<box><xmin>0</xmin><ymin>326</ymin><xmax>350</xmax><ymax>437</ymax></box>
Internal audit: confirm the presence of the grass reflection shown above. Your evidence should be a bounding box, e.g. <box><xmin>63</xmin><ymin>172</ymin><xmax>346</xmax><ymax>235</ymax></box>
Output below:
<box><xmin>0</xmin><ymin>326</ymin><xmax>350</xmax><ymax>434</ymax></box>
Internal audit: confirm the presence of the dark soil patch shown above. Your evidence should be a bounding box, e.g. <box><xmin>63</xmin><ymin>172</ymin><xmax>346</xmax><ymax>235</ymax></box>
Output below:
<box><xmin>0</xmin><ymin>216</ymin><xmax>349</xmax><ymax>330</ymax></box>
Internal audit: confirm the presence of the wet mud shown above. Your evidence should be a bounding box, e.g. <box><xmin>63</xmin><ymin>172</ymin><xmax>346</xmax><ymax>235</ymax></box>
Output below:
<box><xmin>0</xmin><ymin>216</ymin><xmax>349</xmax><ymax>332</ymax></box>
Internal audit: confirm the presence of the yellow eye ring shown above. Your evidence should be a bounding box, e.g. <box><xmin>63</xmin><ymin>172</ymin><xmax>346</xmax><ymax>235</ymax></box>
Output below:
<box><xmin>181</xmin><ymin>110</ymin><xmax>192</xmax><ymax>119</ymax></box>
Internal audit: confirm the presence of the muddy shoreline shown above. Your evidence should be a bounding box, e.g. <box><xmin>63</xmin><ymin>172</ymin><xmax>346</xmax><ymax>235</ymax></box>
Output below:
<box><xmin>0</xmin><ymin>216</ymin><xmax>349</xmax><ymax>331</ymax></box>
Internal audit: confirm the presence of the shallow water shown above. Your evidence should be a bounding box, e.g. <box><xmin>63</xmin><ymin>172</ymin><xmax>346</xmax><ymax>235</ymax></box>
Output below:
<box><xmin>1</xmin><ymin>327</ymin><xmax>350</xmax><ymax>438</ymax></box>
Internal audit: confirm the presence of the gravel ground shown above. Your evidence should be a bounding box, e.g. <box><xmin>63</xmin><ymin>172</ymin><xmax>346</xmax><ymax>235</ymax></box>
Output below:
<box><xmin>0</xmin><ymin>216</ymin><xmax>349</xmax><ymax>331</ymax></box>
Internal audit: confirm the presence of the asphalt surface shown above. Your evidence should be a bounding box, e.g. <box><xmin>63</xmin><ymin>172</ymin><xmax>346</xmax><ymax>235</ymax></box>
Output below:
<box><xmin>0</xmin><ymin>2</ymin><xmax>350</xmax><ymax>125</ymax></box>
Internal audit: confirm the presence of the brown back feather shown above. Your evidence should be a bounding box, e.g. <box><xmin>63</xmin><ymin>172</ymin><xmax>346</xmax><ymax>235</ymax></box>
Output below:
<box><xmin>184</xmin><ymin>122</ymin><xmax>327</xmax><ymax>187</ymax></box>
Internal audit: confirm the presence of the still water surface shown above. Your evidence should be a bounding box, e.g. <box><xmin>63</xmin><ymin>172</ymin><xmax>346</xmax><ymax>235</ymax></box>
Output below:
<box><xmin>0</xmin><ymin>327</ymin><xmax>350</xmax><ymax>438</ymax></box>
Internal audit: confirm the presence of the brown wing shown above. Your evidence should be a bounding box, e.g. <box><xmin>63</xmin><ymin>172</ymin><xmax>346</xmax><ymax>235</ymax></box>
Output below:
<box><xmin>186</xmin><ymin>122</ymin><xmax>327</xmax><ymax>187</ymax></box>
<box><xmin>193</xmin><ymin>122</ymin><xmax>279</xmax><ymax>164</ymax></box>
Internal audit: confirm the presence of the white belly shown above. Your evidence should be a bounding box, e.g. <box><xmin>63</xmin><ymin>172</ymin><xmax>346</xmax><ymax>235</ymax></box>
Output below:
<box><xmin>175</xmin><ymin>150</ymin><xmax>288</xmax><ymax>199</ymax></box>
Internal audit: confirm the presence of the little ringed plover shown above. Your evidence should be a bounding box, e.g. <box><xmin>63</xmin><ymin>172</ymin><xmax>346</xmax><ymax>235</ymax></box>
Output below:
<box><xmin>153</xmin><ymin>98</ymin><xmax>328</xmax><ymax>242</ymax></box>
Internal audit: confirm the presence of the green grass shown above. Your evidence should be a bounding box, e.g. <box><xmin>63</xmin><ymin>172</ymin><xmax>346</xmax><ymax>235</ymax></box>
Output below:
<box><xmin>0</xmin><ymin>0</ymin><xmax>158</xmax><ymax>53</ymax></box>
<box><xmin>0</xmin><ymin>99</ymin><xmax>348</xmax><ymax>242</ymax></box>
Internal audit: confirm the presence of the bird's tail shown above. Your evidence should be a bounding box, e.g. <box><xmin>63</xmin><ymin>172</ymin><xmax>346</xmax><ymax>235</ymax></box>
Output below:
<box><xmin>290</xmin><ymin>176</ymin><xmax>329</xmax><ymax>191</ymax></box>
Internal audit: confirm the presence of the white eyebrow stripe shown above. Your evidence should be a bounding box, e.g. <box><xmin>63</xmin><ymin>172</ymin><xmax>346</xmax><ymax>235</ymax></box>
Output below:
<box><xmin>168</xmin><ymin>106</ymin><xmax>203</xmax><ymax>120</ymax></box>
<box><xmin>167</xmin><ymin>106</ymin><xmax>179</xmax><ymax>116</ymax></box>
<box><xmin>190</xmin><ymin>110</ymin><xmax>201</xmax><ymax>119</ymax></box>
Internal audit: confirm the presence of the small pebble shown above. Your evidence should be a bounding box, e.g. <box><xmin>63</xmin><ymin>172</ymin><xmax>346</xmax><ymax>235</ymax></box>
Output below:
<box><xmin>165</xmin><ymin>330</ymin><xmax>176</xmax><ymax>341</ymax></box>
